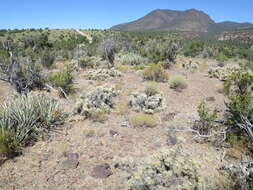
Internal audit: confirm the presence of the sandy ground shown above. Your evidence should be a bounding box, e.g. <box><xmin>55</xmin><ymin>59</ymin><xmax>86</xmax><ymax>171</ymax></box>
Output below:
<box><xmin>0</xmin><ymin>59</ymin><xmax>238</xmax><ymax>190</ymax></box>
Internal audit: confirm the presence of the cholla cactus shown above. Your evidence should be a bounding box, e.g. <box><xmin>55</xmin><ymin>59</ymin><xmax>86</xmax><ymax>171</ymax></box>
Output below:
<box><xmin>85</xmin><ymin>68</ymin><xmax>122</xmax><ymax>81</ymax></box>
<box><xmin>129</xmin><ymin>91</ymin><xmax>166</xmax><ymax>114</ymax></box>
<box><xmin>74</xmin><ymin>86</ymin><xmax>117</xmax><ymax>116</ymax></box>
<box><xmin>128</xmin><ymin>149</ymin><xmax>203</xmax><ymax>190</ymax></box>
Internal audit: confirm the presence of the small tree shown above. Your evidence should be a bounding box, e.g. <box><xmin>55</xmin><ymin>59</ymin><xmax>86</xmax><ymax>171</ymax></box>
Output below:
<box><xmin>164</xmin><ymin>42</ymin><xmax>178</xmax><ymax>69</ymax></box>
<box><xmin>224</xmin><ymin>71</ymin><xmax>253</xmax><ymax>141</ymax></box>
<box><xmin>196</xmin><ymin>101</ymin><xmax>217</xmax><ymax>135</ymax></box>
<box><xmin>100</xmin><ymin>38</ymin><xmax>116</xmax><ymax>68</ymax></box>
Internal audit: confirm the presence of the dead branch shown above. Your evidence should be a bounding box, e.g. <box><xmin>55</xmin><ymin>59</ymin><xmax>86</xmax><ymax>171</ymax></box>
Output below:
<box><xmin>237</xmin><ymin>115</ymin><xmax>253</xmax><ymax>141</ymax></box>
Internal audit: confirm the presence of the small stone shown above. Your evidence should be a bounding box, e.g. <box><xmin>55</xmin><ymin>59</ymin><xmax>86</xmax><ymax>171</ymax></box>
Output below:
<box><xmin>61</xmin><ymin>152</ymin><xmax>79</xmax><ymax>169</ymax></box>
<box><xmin>121</xmin><ymin>122</ymin><xmax>129</xmax><ymax>128</ymax></box>
<box><xmin>63</xmin><ymin>152</ymin><xmax>79</xmax><ymax>160</ymax></box>
<box><xmin>109</xmin><ymin>130</ymin><xmax>119</xmax><ymax>137</ymax></box>
<box><xmin>61</xmin><ymin>158</ymin><xmax>79</xmax><ymax>169</ymax></box>
<box><xmin>40</xmin><ymin>153</ymin><xmax>50</xmax><ymax>161</ymax></box>
<box><xmin>91</xmin><ymin>163</ymin><xmax>113</xmax><ymax>178</ymax></box>
<box><xmin>206</xmin><ymin>96</ymin><xmax>215</xmax><ymax>102</ymax></box>
<box><xmin>167</xmin><ymin>136</ymin><xmax>177</xmax><ymax>146</ymax></box>
<box><xmin>162</xmin><ymin>112</ymin><xmax>177</xmax><ymax>121</ymax></box>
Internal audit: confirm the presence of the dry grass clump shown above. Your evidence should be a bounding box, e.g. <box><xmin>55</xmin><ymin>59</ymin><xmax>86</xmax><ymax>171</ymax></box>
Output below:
<box><xmin>129</xmin><ymin>113</ymin><xmax>158</xmax><ymax>128</ymax></box>
<box><xmin>90</xmin><ymin>109</ymin><xmax>108</xmax><ymax>123</ymax></box>
<box><xmin>144</xmin><ymin>82</ymin><xmax>159</xmax><ymax>96</ymax></box>
<box><xmin>115</xmin><ymin>102</ymin><xmax>129</xmax><ymax>115</ymax></box>
<box><xmin>170</xmin><ymin>74</ymin><xmax>188</xmax><ymax>90</ymax></box>
<box><xmin>143</xmin><ymin>64</ymin><xmax>169</xmax><ymax>82</ymax></box>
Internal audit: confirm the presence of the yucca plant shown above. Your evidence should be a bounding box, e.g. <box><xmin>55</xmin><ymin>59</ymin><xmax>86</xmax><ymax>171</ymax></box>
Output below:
<box><xmin>0</xmin><ymin>92</ymin><xmax>62</xmax><ymax>157</ymax></box>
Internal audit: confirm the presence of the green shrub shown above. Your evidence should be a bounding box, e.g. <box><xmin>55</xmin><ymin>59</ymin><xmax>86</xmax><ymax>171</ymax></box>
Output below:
<box><xmin>142</xmin><ymin>64</ymin><xmax>169</xmax><ymax>82</ymax></box>
<box><xmin>0</xmin><ymin>92</ymin><xmax>62</xmax><ymax>158</ymax></box>
<box><xmin>0</xmin><ymin>129</ymin><xmax>20</xmax><ymax>158</ymax></box>
<box><xmin>223</xmin><ymin>71</ymin><xmax>253</xmax><ymax>141</ymax></box>
<box><xmin>144</xmin><ymin>82</ymin><xmax>159</xmax><ymax>96</ymax></box>
<box><xmin>40</xmin><ymin>50</ymin><xmax>55</xmax><ymax>68</ymax></box>
<box><xmin>215</xmin><ymin>54</ymin><xmax>229</xmax><ymax>62</ymax></box>
<box><xmin>133</xmin><ymin>65</ymin><xmax>145</xmax><ymax>70</ymax></box>
<box><xmin>239</xmin><ymin>61</ymin><xmax>253</xmax><ymax>71</ymax></box>
<box><xmin>170</xmin><ymin>74</ymin><xmax>188</xmax><ymax>90</ymax></box>
<box><xmin>183</xmin><ymin>41</ymin><xmax>205</xmax><ymax>57</ymax></box>
<box><xmin>129</xmin><ymin>113</ymin><xmax>158</xmax><ymax>128</ymax></box>
<box><xmin>47</xmin><ymin>65</ymin><xmax>74</xmax><ymax>94</ymax></box>
<box><xmin>224</xmin><ymin>71</ymin><xmax>253</xmax><ymax>125</ymax></box>
<box><xmin>90</xmin><ymin>109</ymin><xmax>108</xmax><ymax>123</ymax></box>
<box><xmin>118</xmin><ymin>53</ymin><xmax>147</xmax><ymax>65</ymax></box>
<box><xmin>78</xmin><ymin>56</ymin><xmax>96</xmax><ymax>69</ymax></box>
<box><xmin>195</xmin><ymin>101</ymin><xmax>217</xmax><ymax>135</ymax></box>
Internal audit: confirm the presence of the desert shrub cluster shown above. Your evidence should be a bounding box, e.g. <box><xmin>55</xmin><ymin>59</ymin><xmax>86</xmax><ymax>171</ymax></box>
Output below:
<box><xmin>170</xmin><ymin>74</ymin><xmax>188</xmax><ymax>90</ymax></box>
<box><xmin>47</xmin><ymin>65</ymin><xmax>74</xmax><ymax>94</ymax></box>
<box><xmin>142</xmin><ymin>64</ymin><xmax>169</xmax><ymax>82</ymax></box>
<box><xmin>129</xmin><ymin>113</ymin><xmax>158</xmax><ymax>128</ymax></box>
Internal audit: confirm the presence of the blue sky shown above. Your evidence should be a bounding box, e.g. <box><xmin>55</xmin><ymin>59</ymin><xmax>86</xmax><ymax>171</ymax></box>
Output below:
<box><xmin>0</xmin><ymin>0</ymin><xmax>252</xmax><ymax>29</ymax></box>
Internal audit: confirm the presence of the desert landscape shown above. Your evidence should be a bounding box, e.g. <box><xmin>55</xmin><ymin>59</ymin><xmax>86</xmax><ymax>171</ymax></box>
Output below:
<box><xmin>0</xmin><ymin>3</ymin><xmax>253</xmax><ymax>190</ymax></box>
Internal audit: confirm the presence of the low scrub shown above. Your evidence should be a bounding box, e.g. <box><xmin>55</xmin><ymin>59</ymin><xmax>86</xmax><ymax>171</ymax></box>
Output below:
<box><xmin>127</xmin><ymin>149</ymin><xmax>210</xmax><ymax>190</ymax></box>
<box><xmin>47</xmin><ymin>65</ymin><xmax>74</xmax><ymax>94</ymax></box>
<box><xmin>144</xmin><ymin>82</ymin><xmax>159</xmax><ymax>96</ymax></box>
<box><xmin>118</xmin><ymin>53</ymin><xmax>147</xmax><ymax>65</ymax></box>
<box><xmin>142</xmin><ymin>64</ymin><xmax>169</xmax><ymax>82</ymax></box>
<box><xmin>0</xmin><ymin>92</ymin><xmax>62</xmax><ymax>159</ymax></box>
<box><xmin>78</xmin><ymin>56</ymin><xmax>97</xmax><ymax>69</ymax></box>
<box><xmin>115</xmin><ymin>102</ymin><xmax>129</xmax><ymax>115</ymax></box>
<box><xmin>195</xmin><ymin>101</ymin><xmax>217</xmax><ymax>135</ymax></box>
<box><xmin>90</xmin><ymin>109</ymin><xmax>108</xmax><ymax>123</ymax></box>
<box><xmin>129</xmin><ymin>113</ymin><xmax>158</xmax><ymax>128</ymax></box>
<box><xmin>170</xmin><ymin>74</ymin><xmax>188</xmax><ymax>90</ymax></box>
<box><xmin>40</xmin><ymin>50</ymin><xmax>55</xmax><ymax>68</ymax></box>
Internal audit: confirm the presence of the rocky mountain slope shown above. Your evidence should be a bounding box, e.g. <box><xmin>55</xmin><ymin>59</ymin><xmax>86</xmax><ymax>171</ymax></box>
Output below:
<box><xmin>111</xmin><ymin>9</ymin><xmax>253</xmax><ymax>33</ymax></box>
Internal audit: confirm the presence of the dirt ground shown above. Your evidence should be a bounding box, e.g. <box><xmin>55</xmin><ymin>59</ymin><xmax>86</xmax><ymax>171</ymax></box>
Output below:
<box><xmin>0</xmin><ymin>58</ymin><xmax>241</xmax><ymax>190</ymax></box>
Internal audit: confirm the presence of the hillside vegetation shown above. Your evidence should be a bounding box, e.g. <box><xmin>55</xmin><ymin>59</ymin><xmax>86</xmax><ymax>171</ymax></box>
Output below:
<box><xmin>0</xmin><ymin>28</ymin><xmax>252</xmax><ymax>190</ymax></box>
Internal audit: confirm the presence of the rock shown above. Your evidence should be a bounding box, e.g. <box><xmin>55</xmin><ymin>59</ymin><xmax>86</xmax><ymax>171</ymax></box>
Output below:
<box><xmin>206</xmin><ymin>96</ymin><xmax>215</xmax><ymax>102</ymax></box>
<box><xmin>61</xmin><ymin>152</ymin><xmax>79</xmax><ymax>169</ymax></box>
<box><xmin>217</xmin><ymin>62</ymin><xmax>225</xmax><ymax>67</ymax></box>
<box><xmin>40</xmin><ymin>153</ymin><xmax>50</xmax><ymax>161</ymax></box>
<box><xmin>91</xmin><ymin>163</ymin><xmax>113</xmax><ymax>179</ymax></box>
<box><xmin>162</xmin><ymin>112</ymin><xmax>177</xmax><ymax>121</ymax></box>
<box><xmin>167</xmin><ymin>136</ymin><xmax>178</xmax><ymax>146</ymax></box>
<box><xmin>63</xmin><ymin>152</ymin><xmax>79</xmax><ymax>160</ymax></box>
<box><xmin>121</xmin><ymin>122</ymin><xmax>129</xmax><ymax>128</ymax></box>
<box><xmin>109</xmin><ymin>130</ymin><xmax>119</xmax><ymax>137</ymax></box>
<box><xmin>61</xmin><ymin>158</ymin><xmax>79</xmax><ymax>169</ymax></box>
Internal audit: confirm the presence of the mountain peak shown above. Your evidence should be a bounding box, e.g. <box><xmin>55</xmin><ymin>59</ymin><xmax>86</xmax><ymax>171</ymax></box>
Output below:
<box><xmin>111</xmin><ymin>8</ymin><xmax>214</xmax><ymax>32</ymax></box>
<box><xmin>185</xmin><ymin>8</ymin><xmax>199</xmax><ymax>12</ymax></box>
<box><xmin>111</xmin><ymin>8</ymin><xmax>253</xmax><ymax>33</ymax></box>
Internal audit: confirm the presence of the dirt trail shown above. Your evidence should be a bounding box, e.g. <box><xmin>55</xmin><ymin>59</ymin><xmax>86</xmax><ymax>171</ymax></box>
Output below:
<box><xmin>75</xmin><ymin>29</ymin><xmax>92</xmax><ymax>43</ymax></box>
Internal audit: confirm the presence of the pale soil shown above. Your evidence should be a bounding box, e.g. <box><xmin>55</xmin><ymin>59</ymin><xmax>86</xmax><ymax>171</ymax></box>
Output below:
<box><xmin>0</xmin><ymin>58</ymin><xmax>238</xmax><ymax>190</ymax></box>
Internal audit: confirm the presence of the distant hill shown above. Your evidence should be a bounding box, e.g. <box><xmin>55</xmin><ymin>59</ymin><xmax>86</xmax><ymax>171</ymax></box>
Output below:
<box><xmin>111</xmin><ymin>9</ymin><xmax>253</xmax><ymax>33</ymax></box>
